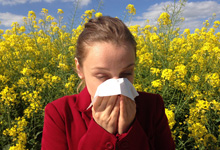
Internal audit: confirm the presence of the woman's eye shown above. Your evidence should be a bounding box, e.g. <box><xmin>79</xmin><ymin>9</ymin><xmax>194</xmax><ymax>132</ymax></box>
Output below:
<box><xmin>96</xmin><ymin>75</ymin><xmax>108</xmax><ymax>80</ymax></box>
<box><xmin>97</xmin><ymin>76</ymin><xmax>105</xmax><ymax>79</ymax></box>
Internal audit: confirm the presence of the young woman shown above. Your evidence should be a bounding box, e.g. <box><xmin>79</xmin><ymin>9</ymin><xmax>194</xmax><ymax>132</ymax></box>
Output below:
<box><xmin>41</xmin><ymin>16</ymin><xmax>175</xmax><ymax>150</ymax></box>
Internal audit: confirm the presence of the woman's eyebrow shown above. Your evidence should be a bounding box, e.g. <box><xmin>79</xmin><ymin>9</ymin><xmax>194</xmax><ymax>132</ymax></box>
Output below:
<box><xmin>123</xmin><ymin>63</ymin><xmax>135</xmax><ymax>69</ymax></box>
<box><xmin>91</xmin><ymin>67</ymin><xmax>109</xmax><ymax>71</ymax></box>
<box><xmin>92</xmin><ymin>63</ymin><xmax>135</xmax><ymax>71</ymax></box>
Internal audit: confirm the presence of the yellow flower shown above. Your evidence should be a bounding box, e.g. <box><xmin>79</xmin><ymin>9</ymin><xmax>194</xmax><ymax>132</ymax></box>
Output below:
<box><xmin>184</xmin><ymin>28</ymin><xmax>190</xmax><ymax>35</ymax></box>
<box><xmin>150</xmin><ymin>67</ymin><xmax>161</xmax><ymax>76</ymax></box>
<box><xmin>161</xmin><ymin>69</ymin><xmax>173</xmax><ymax>81</ymax></box>
<box><xmin>19</xmin><ymin>26</ymin><xmax>26</xmax><ymax>32</ymax></box>
<box><xmin>205</xmin><ymin>73</ymin><xmax>219</xmax><ymax>88</ymax></box>
<box><xmin>158</xmin><ymin>12</ymin><xmax>171</xmax><ymax>25</ymax></box>
<box><xmin>84</xmin><ymin>9</ymin><xmax>95</xmax><ymax>18</ymax></box>
<box><xmin>57</xmin><ymin>62</ymin><xmax>69</xmax><ymax>71</ymax></box>
<box><xmin>126</xmin><ymin>4</ymin><xmax>136</xmax><ymax>15</ymax></box>
<box><xmin>190</xmin><ymin>75</ymin><xmax>200</xmax><ymax>82</ymax></box>
<box><xmin>134</xmin><ymin>84</ymin><xmax>142</xmax><ymax>91</ymax></box>
<box><xmin>203</xmin><ymin>20</ymin><xmax>210</xmax><ymax>27</ymax></box>
<box><xmin>0</xmin><ymin>86</ymin><xmax>18</xmax><ymax>106</ymax></box>
<box><xmin>189</xmin><ymin>122</ymin><xmax>208</xmax><ymax>139</ymax></box>
<box><xmin>46</xmin><ymin>15</ymin><xmax>54</xmax><ymax>21</ymax></box>
<box><xmin>213</xmin><ymin>20</ymin><xmax>220</xmax><ymax>28</ymax></box>
<box><xmin>210</xmin><ymin>100</ymin><xmax>220</xmax><ymax>110</ymax></box>
<box><xmin>203</xmin><ymin>134</ymin><xmax>217</xmax><ymax>148</ymax></box>
<box><xmin>0</xmin><ymin>29</ymin><xmax>4</xmax><ymax>35</ymax></box>
<box><xmin>41</xmin><ymin>8</ymin><xmax>48</xmax><ymax>14</ymax></box>
<box><xmin>153</xmin><ymin>27</ymin><xmax>157</xmax><ymax>32</ymax></box>
<box><xmin>11</xmin><ymin>22</ymin><xmax>19</xmax><ymax>27</ymax></box>
<box><xmin>138</xmin><ymin>52</ymin><xmax>153</xmax><ymax>67</ymax></box>
<box><xmin>95</xmin><ymin>12</ymin><xmax>103</xmax><ymax>18</ymax></box>
<box><xmin>57</xmin><ymin>9</ymin><xmax>64</xmax><ymax>14</ymax></box>
<box><xmin>165</xmin><ymin>108</ymin><xmax>176</xmax><ymax>130</ymax></box>
<box><xmin>150</xmin><ymin>33</ymin><xmax>159</xmax><ymax>43</ymax></box>
<box><xmin>51</xmin><ymin>76</ymin><xmax>61</xmax><ymax>83</ymax></box>
<box><xmin>151</xmin><ymin>79</ymin><xmax>162</xmax><ymax>88</ymax></box>
<box><xmin>38</xmin><ymin>19</ymin><xmax>44</xmax><ymax>24</ymax></box>
<box><xmin>28</xmin><ymin>10</ymin><xmax>36</xmax><ymax>20</ymax></box>
<box><xmin>174</xmin><ymin>64</ymin><xmax>187</xmax><ymax>79</ymax></box>
<box><xmin>20</xmin><ymin>68</ymin><xmax>33</xmax><ymax>76</ymax></box>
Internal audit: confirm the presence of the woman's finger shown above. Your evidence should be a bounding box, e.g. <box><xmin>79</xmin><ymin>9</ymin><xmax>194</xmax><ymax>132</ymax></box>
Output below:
<box><xmin>104</xmin><ymin>95</ymin><xmax>118</xmax><ymax>116</ymax></box>
<box><xmin>118</xmin><ymin>95</ymin><xmax>136</xmax><ymax>134</ymax></box>
<box><xmin>93</xmin><ymin>96</ymin><xmax>103</xmax><ymax>111</ymax></box>
<box><xmin>92</xmin><ymin>95</ymin><xmax>120</xmax><ymax>134</ymax></box>
<box><xmin>110</xmin><ymin>96</ymin><xmax>120</xmax><ymax>119</ymax></box>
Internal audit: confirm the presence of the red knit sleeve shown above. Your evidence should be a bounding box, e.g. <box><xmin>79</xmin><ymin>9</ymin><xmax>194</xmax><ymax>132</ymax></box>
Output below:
<box><xmin>116</xmin><ymin>118</ymin><xmax>150</xmax><ymax>150</ymax></box>
<box><xmin>78</xmin><ymin>119</ymin><xmax>118</xmax><ymax>150</ymax></box>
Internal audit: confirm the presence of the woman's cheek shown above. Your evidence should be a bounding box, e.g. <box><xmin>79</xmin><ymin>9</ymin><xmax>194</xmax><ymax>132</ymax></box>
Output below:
<box><xmin>89</xmin><ymin>80</ymin><xmax>102</xmax><ymax>98</ymax></box>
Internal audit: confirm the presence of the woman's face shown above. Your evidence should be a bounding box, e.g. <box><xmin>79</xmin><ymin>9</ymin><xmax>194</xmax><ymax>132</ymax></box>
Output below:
<box><xmin>75</xmin><ymin>42</ymin><xmax>136</xmax><ymax>99</ymax></box>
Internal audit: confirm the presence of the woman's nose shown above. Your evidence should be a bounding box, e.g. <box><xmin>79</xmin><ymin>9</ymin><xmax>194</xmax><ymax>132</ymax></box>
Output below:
<box><xmin>111</xmin><ymin>76</ymin><xmax>120</xmax><ymax>79</ymax></box>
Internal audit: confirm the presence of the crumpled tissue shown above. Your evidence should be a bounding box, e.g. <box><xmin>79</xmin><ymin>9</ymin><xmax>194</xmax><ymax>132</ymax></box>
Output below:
<box><xmin>87</xmin><ymin>78</ymin><xmax>139</xmax><ymax>109</ymax></box>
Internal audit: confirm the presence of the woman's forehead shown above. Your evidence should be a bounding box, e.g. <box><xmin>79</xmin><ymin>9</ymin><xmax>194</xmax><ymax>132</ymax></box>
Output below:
<box><xmin>86</xmin><ymin>42</ymin><xmax>135</xmax><ymax>56</ymax></box>
<box><xmin>88</xmin><ymin>42</ymin><xmax>134</xmax><ymax>56</ymax></box>
<box><xmin>83</xmin><ymin>42</ymin><xmax>135</xmax><ymax>68</ymax></box>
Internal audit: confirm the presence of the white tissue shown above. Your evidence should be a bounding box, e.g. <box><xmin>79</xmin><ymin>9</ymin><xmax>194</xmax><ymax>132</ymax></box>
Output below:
<box><xmin>87</xmin><ymin>78</ymin><xmax>139</xmax><ymax>109</ymax></box>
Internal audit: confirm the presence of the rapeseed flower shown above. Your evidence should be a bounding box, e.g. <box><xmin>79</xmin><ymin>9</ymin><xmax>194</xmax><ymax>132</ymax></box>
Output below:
<box><xmin>151</xmin><ymin>79</ymin><xmax>162</xmax><ymax>89</ymax></box>
<box><xmin>126</xmin><ymin>4</ymin><xmax>136</xmax><ymax>15</ymax></box>
<box><xmin>165</xmin><ymin>108</ymin><xmax>176</xmax><ymax>130</ymax></box>
<box><xmin>41</xmin><ymin>8</ymin><xmax>48</xmax><ymax>14</ymax></box>
<box><xmin>57</xmin><ymin>9</ymin><xmax>64</xmax><ymax>14</ymax></box>
<box><xmin>95</xmin><ymin>12</ymin><xmax>103</xmax><ymax>18</ymax></box>
<box><xmin>157</xmin><ymin>12</ymin><xmax>171</xmax><ymax>25</ymax></box>
<box><xmin>205</xmin><ymin>73</ymin><xmax>219</xmax><ymax>88</ymax></box>
<box><xmin>0</xmin><ymin>29</ymin><xmax>4</xmax><ymax>35</ymax></box>
<box><xmin>161</xmin><ymin>69</ymin><xmax>173</xmax><ymax>81</ymax></box>
<box><xmin>203</xmin><ymin>134</ymin><xmax>217</xmax><ymax>149</ymax></box>
<box><xmin>28</xmin><ymin>10</ymin><xmax>36</xmax><ymax>20</ymax></box>
<box><xmin>190</xmin><ymin>75</ymin><xmax>200</xmax><ymax>82</ymax></box>
<box><xmin>150</xmin><ymin>67</ymin><xmax>161</xmax><ymax>76</ymax></box>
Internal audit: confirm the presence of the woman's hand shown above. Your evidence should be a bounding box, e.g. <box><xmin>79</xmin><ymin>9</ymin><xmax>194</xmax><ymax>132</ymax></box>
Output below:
<box><xmin>118</xmin><ymin>95</ymin><xmax>136</xmax><ymax>134</ymax></box>
<box><xmin>92</xmin><ymin>95</ymin><xmax>136</xmax><ymax>135</ymax></box>
<box><xmin>92</xmin><ymin>95</ymin><xmax>120</xmax><ymax>134</ymax></box>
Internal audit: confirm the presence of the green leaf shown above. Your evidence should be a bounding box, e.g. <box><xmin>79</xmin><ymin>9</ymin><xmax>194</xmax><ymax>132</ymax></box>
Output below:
<box><xmin>216</xmin><ymin>118</ymin><xmax>220</xmax><ymax>123</ymax></box>
<box><xmin>3</xmin><ymin>144</ymin><xmax>10</xmax><ymax>150</ymax></box>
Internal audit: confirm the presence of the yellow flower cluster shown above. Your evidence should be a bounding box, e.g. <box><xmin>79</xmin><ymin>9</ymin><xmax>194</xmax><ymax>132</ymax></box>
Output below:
<box><xmin>1</xmin><ymin>86</ymin><xmax>18</xmax><ymax>107</ymax></box>
<box><xmin>186</xmin><ymin>99</ymin><xmax>220</xmax><ymax>149</ymax></box>
<box><xmin>132</xmin><ymin>10</ymin><xmax>220</xmax><ymax>149</ymax></box>
<box><xmin>0</xmin><ymin>5</ymin><xmax>220</xmax><ymax>149</ymax></box>
<box><xmin>165</xmin><ymin>107</ymin><xmax>176</xmax><ymax>129</ymax></box>
<box><xmin>3</xmin><ymin>117</ymin><xmax>28</xmax><ymax>150</ymax></box>
<box><xmin>158</xmin><ymin>12</ymin><xmax>171</xmax><ymax>26</ymax></box>
<box><xmin>95</xmin><ymin>12</ymin><xmax>103</xmax><ymax>18</ymax></box>
<box><xmin>81</xmin><ymin>9</ymin><xmax>95</xmax><ymax>24</ymax></box>
<box><xmin>57</xmin><ymin>9</ymin><xmax>64</xmax><ymax>14</ymax></box>
<box><xmin>0</xmin><ymin>8</ymin><xmax>81</xmax><ymax>149</ymax></box>
<box><xmin>165</xmin><ymin>106</ymin><xmax>176</xmax><ymax>140</ymax></box>
<box><xmin>126</xmin><ymin>4</ymin><xmax>136</xmax><ymax>15</ymax></box>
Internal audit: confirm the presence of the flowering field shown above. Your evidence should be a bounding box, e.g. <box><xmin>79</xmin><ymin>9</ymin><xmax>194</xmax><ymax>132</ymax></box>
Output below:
<box><xmin>0</xmin><ymin>3</ymin><xmax>220</xmax><ymax>150</ymax></box>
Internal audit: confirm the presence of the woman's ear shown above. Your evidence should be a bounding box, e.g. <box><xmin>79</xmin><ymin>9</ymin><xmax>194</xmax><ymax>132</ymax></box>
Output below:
<box><xmin>75</xmin><ymin>57</ymin><xmax>84</xmax><ymax>79</ymax></box>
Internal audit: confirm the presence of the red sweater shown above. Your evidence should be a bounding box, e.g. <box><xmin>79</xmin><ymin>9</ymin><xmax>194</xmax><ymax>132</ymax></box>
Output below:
<box><xmin>41</xmin><ymin>87</ymin><xmax>175</xmax><ymax>150</ymax></box>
